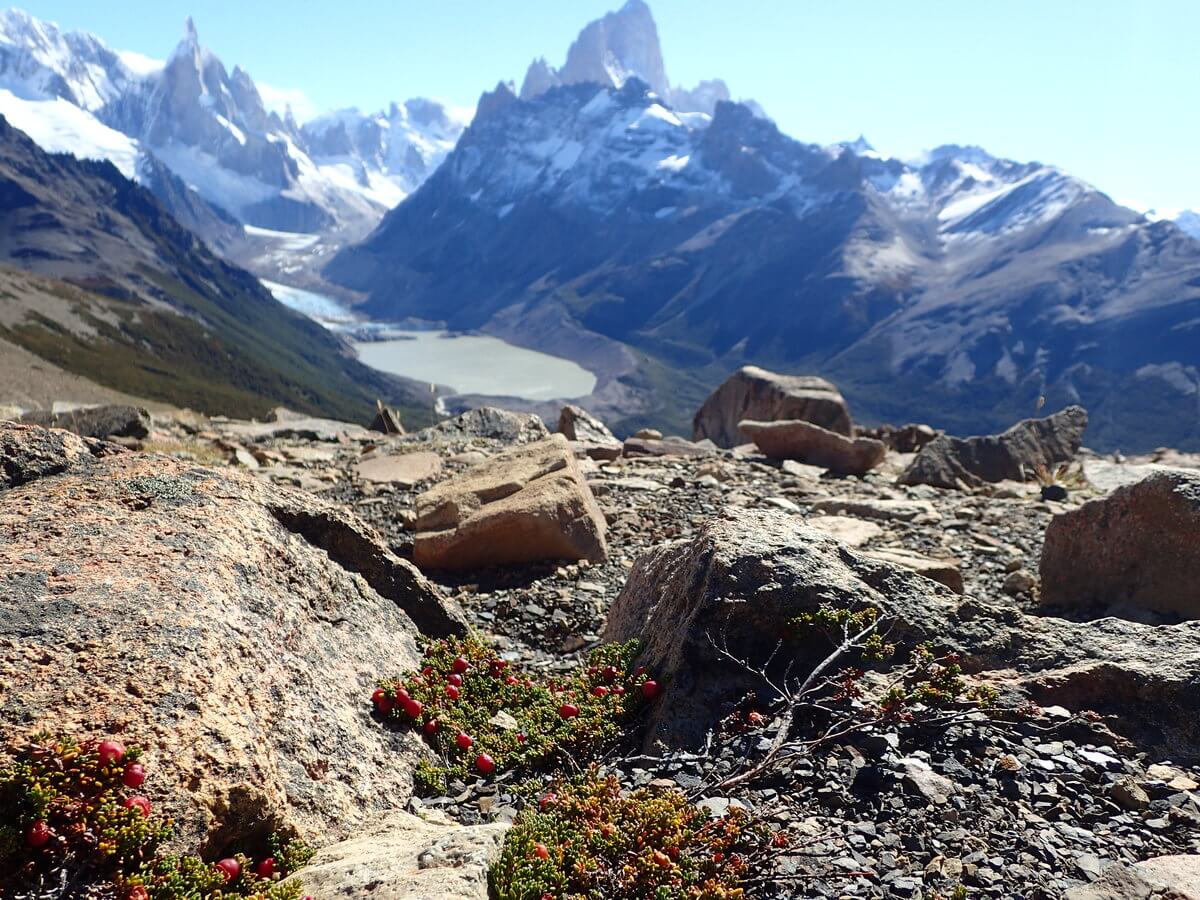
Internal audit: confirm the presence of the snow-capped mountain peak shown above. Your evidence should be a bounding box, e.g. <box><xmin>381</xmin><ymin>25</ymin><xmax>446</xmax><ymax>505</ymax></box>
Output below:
<box><xmin>182</xmin><ymin>16</ymin><xmax>199</xmax><ymax>48</ymax></box>
<box><xmin>1146</xmin><ymin>208</ymin><xmax>1200</xmax><ymax>240</ymax></box>
<box><xmin>518</xmin><ymin>0</ymin><xmax>765</xmax><ymax>118</ymax></box>
<box><xmin>0</xmin><ymin>7</ymin><xmax>472</xmax><ymax>242</ymax></box>
<box><xmin>0</xmin><ymin>7</ymin><xmax>134</xmax><ymax>110</ymax></box>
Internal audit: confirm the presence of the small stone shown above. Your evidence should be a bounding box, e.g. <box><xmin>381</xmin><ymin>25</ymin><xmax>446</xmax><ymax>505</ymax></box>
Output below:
<box><xmin>1110</xmin><ymin>777</ymin><xmax>1151</xmax><ymax>811</ymax></box>
<box><xmin>1003</xmin><ymin>569</ymin><xmax>1038</xmax><ymax>595</ymax></box>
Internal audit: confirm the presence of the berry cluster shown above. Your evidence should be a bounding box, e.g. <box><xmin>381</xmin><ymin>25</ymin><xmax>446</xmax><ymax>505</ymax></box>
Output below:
<box><xmin>371</xmin><ymin>637</ymin><xmax>661</xmax><ymax>793</ymax></box>
<box><xmin>0</xmin><ymin>736</ymin><xmax>312</xmax><ymax>900</ymax></box>
<box><xmin>489</xmin><ymin>770</ymin><xmax>778</xmax><ymax>899</ymax></box>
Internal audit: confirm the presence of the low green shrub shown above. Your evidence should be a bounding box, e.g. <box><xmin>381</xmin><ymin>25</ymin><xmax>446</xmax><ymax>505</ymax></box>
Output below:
<box><xmin>372</xmin><ymin>636</ymin><xmax>659</xmax><ymax>792</ymax></box>
<box><xmin>0</xmin><ymin>735</ymin><xmax>312</xmax><ymax>900</ymax></box>
<box><xmin>489</xmin><ymin>770</ymin><xmax>778</xmax><ymax>899</ymax></box>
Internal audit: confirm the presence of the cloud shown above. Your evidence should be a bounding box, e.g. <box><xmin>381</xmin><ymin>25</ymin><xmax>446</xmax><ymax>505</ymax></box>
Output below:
<box><xmin>117</xmin><ymin>50</ymin><xmax>165</xmax><ymax>77</ymax></box>
<box><xmin>256</xmin><ymin>82</ymin><xmax>318</xmax><ymax>124</ymax></box>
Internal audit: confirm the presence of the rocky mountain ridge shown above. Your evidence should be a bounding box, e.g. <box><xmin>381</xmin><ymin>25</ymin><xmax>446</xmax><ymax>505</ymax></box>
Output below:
<box><xmin>0</xmin><ymin>8</ymin><xmax>467</xmax><ymax>247</ymax></box>
<box><xmin>328</xmin><ymin>75</ymin><xmax>1200</xmax><ymax>451</ymax></box>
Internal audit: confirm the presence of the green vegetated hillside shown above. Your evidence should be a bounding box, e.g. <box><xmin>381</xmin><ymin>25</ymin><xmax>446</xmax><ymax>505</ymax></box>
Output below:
<box><xmin>0</xmin><ymin>116</ymin><xmax>425</xmax><ymax>424</ymax></box>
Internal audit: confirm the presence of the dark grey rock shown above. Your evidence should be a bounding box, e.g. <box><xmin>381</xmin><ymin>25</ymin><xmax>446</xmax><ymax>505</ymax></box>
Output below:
<box><xmin>20</xmin><ymin>404</ymin><xmax>151</xmax><ymax>440</ymax></box>
<box><xmin>1040</xmin><ymin>470</ymin><xmax>1200</xmax><ymax>622</ymax></box>
<box><xmin>900</xmin><ymin>406</ymin><xmax>1088</xmax><ymax>489</ymax></box>
<box><xmin>693</xmin><ymin>366</ymin><xmax>853</xmax><ymax>448</ymax></box>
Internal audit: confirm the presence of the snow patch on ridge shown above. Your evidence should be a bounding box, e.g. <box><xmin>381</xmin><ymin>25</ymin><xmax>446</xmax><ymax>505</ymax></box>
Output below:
<box><xmin>0</xmin><ymin>87</ymin><xmax>140</xmax><ymax>177</ymax></box>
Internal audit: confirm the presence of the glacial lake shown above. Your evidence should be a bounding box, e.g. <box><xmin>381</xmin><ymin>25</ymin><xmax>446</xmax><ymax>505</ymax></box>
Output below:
<box><xmin>262</xmin><ymin>279</ymin><xmax>596</xmax><ymax>401</ymax></box>
<box><xmin>355</xmin><ymin>332</ymin><xmax>597</xmax><ymax>401</ymax></box>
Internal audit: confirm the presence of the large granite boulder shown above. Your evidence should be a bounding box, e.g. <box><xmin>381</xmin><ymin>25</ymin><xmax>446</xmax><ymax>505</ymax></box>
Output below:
<box><xmin>860</xmin><ymin>547</ymin><xmax>964</xmax><ymax>594</ymax></box>
<box><xmin>739</xmin><ymin>419</ymin><xmax>885</xmax><ymax>475</ymax></box>
<box><xmin>19</xmin><ymin>404</ymin><xmax>152</xmax><ymax>440</ymax></box>
<box><xmin>0</xmin><ymin>422</ymin><xmax>115</xmax><ymax>488</ymax></box>
<box><xmin>1041</xmin><ymin>471</ymin><xmax>1200</xmax><ymax>621</ymax></box>
<box><xmin>603</xmin><ymin>508</ymin><xmax>965</xmax><ymax>747</ymax></box>
<box><xmin>218</xmin><ymin>409</ymin><xmax>374</xmax><ymax>443</ymax></box>
<box><xmin>900</xmin><ymin>406</ymin><xmax>1088</xmax><ymax>489</ymax></box>
<box><xmin>412</xmin><ymin>434</ymin><xmax>607</xmax><ymax>570</ymax></box>
<box><xmin>354</xmin><ymin>450</ymin><xmax>443</xmax><ymax>486</ymax></box>
<box><xmin>413</xmin><ymin>407</ymin><xmax>549</xmax><ymax>444</ymax></box>
<box><xmin>858</xmin><ymin>423</ymin><xmax>939</xmax><ymax>454</ymax></box>
<box><xmin>558</xmin><ymin>404</ymin><xmax>622</xmax><ymax>460</ymax></box>
<box><xmin>603</xmin><ymin>508</ymin><xmax>1200</xmax><ymax>756</ymax></box>
<box><xmin>1065</xmin><ymin>854</ymin><xmax>1200</xmax><ymax>900</ymax></box>
<box><xmin>283</xmin><ymin>812</ymin><xmax>508</xmax><ymax>900</ymax></box>
<box><xmin>623</xmin><ymin>435</ymin><xmax>715</xmax><ymax>459</ymax></box>
<box><xmin>557</xmin><ymin>404</ymin><xmax>616</xmax><ymax>443</ymax></box>
<box><xmin>0</xmin><ymin>423</ymin><xmax>464</xmax><ymax>852</ymax></box>
<box><xmin>693</xmin><ymin>366</ymin><xmax>852</xmax><ymax>448</ymax></box>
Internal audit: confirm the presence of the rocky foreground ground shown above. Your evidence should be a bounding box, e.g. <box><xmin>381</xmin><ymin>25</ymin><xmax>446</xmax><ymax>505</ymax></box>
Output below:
<box><xmin>2</xmin><ymin>382</ymin><xmax>1200</xmax><ymax>899</ymax></box>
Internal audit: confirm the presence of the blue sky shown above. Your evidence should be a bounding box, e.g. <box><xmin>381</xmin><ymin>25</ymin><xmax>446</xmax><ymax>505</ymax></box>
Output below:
<box><xmin>24</xmin><ymin>0</ymin><xmax>1200</xmax><ymax>211</ymax></box>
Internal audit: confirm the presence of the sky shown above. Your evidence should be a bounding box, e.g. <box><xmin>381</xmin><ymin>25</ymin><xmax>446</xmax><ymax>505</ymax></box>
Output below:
<box><xmin>22</xmin><ymin>0</ymin><xmax>1200</xmax><ymax>211</ymax></box>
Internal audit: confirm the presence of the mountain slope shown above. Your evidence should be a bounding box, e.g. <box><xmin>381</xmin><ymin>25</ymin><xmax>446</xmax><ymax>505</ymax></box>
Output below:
<box><xmin>0</xmin><ymin>9</ymin><xmax>469</xmax><ymax>256</ymax></box>
<box><xmin>327</xmin><ymin>81</ymin><xmax>1200</xmax><ymax>450</ymax></box>
<box><xmin>0</xmin><ymin>114</ymin><xmax>425</xmax><ymax>421</ymax></box>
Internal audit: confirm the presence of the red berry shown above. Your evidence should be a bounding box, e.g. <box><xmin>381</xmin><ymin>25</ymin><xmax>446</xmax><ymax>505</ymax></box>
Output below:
<box><xmin>505</xmin><ymin>675</ymin><xmax>519</xmax><ymax>686</ymax></box>
<box><xmin>591</xmin><ymin>686</ymin><xmax>609</xmax><ymax>697</ymax></box>
<box><xmin>402</xmin><ymin>698</ymin><xmax>424</xmax><ymax>719</ymax></box>
<box><xmin>447</xmin><ymin>673</ymin><xmax>463</xmax><ymax>686</ymax></box>
<box><xmin>215</xmin><ymin>858</ymin><xmax>240</xmax><ymax>882</ymax></box>
<box><xmin>127</xmin><ymin>887</ymin><xmax>150</xmax><ymax>900</ymax></box>
<box><xmin>653</xmin><ymin>849</ymin><xmax>671</xmax><ymax>867</ymax></box>
<box><xmin>423</xmin><ymin>719</ymin><xmax>439</xmax><ymax>735</ymax></box>
<box><xmin>255</xmin><ymin>857</ymin><xmax>276</xmax><ymax>878</ymax></box>
<box><xmin>455</xmin><ymin>732</ymin><xmax>474</xmax><ymax>750</ymax></box>
<box><xmin>475</xmin><ymin>753</ymin><xmax>496</xmax><ymax>774</ymax></box>
<box><xmin>123</xmin><ymin>796</ymin><xmax>152</xmax><ymax>818</ymax></box>
<box><xmin>534</xmin><ymin>842</ymin><xmax>550</xmax><ymax>860</ymax></box>
<box><xmin>98</xmin><ymin>739</ymin><xmax>125</xmax><ymax>765</ymax></box>
<box><xmin>613</xmin><ymin>686</ymin><xmax>626</xmax><ymax>696</ymax></box>
<box><xmin>539</xmin><ymin>792</ymin><xmax>557</xmax><ymax>810</ymax></box>
<box><xmin>371</xmin><ymin>689</ymin><xmax>393</xmax><ymax>714</ymax></box>
<box><xmin>713</xmin><ymin>851</ymin><xmax>725</xmax><ymax>863</ymax></box>
<box><xmin>26</xmin><ymin>820</ymin><xmax>51</xmax><ymax>847</ymax></box>
<box><xmin>422</xmin><ymin>666</ymin><xmax>434</xmax><ymax>676</ymax></box>
<box><xmin>602</xmin><ymin>665</ymin><xmax>619</xmax><ymax>683</ymax></box>
<box><xmin>446</xmin><ymin>684</ymin><xmax>461</xmax><ymax>700</ymax></box>
<box><xmin>395</xmin><ymin>687</ymin><xmax>411</xmax><ymax>701</ymax></box>
<box><xmin>634</xmin><ymin>666</ymin><xmax>647</xmax><ymax>677</ymax></box>
<box><xmin>516</xmin><ymin>733</ymin><xmax>526</xmax><ymax>743</ymax></box>
<box><xmin>747</xmin><ymin>711</ymin><xmax>765</xmax><ymax>726</ymax></box>
<box><xmin>641</xmin><ymin>680</ymin><xmax>662</xmax><ymax>700</ymax></box>
<box><xmin>452</xmin><ymin>656</ymin><xmax>469</xmax><ymax>674</ymax></box>
<box><xmin>558</xmin><ymin>703</ymin><xmax>580</xmax><ymax>719</ymax></box>
<box><xmin>122</xmin><ymin>762</ymin><xmax>146</xmax><ymax>788</ymax></box>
